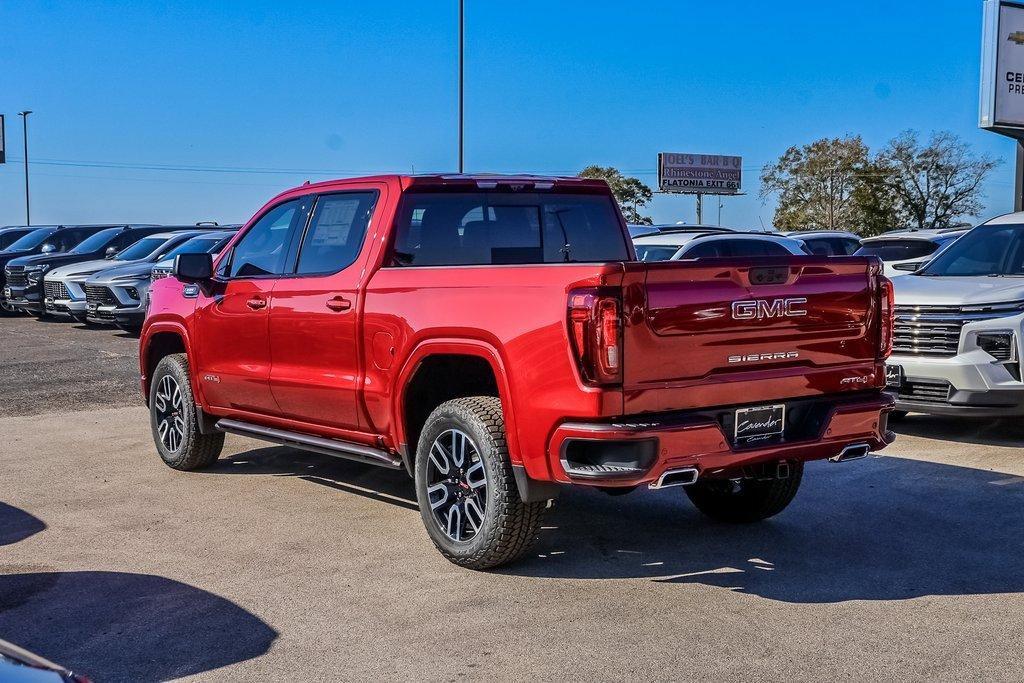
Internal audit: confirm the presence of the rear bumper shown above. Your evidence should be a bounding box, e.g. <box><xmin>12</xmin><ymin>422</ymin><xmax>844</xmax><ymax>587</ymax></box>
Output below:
<box><xmin>547</xmin><ymin>392</ymin><xmax>895</xmax><ymax>487</ymax></box>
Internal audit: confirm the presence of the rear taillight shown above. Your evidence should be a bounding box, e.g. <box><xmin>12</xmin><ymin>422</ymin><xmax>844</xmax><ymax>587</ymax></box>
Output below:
<box><xmin>879</xmin><ymin>275</ymin><xmax>894</xmax><ymax>359</ymax></box>
<box><xmin>568</xmin><ymin>288</ymin><xmax>622</xmax><ymax>386</ymax></box>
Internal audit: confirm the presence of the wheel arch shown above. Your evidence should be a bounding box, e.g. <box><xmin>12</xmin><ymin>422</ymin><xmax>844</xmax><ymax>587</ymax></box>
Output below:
<box><xmin>140</xmin><ymin>322</ymin><xmax>195</xmax><ymax>404</ymax></box>
<box><xmin>393</xmin><ymin>339</ymin><xmax>522</xmax><ymax>471</ymax></box>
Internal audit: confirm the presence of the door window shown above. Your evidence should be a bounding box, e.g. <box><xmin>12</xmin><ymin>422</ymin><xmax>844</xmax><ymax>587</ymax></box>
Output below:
<box><xmin>228</xmin><ymin>198</ymin><xmax>310</xmax><ymax>278</ymax></box>
<box><xmin>295</xmin><ymin>192</ymin><xmax>378</xmax><ymax>275</ymax></box>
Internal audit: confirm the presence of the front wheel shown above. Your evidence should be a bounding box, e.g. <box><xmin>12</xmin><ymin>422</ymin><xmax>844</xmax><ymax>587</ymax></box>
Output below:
<box><xmin>685</xmin><ymin>462</ymin><xmax>803</xmax><ymax>523</ymax></box>
<box><xmin>149</xmin><ymin>353</ymin><xmax>224</xmax><ymax>470</ymax></box>
<box><xmin>414</xmin><ymin>396</ymin><xmax>545</xmax><ymax>570</ymax></box>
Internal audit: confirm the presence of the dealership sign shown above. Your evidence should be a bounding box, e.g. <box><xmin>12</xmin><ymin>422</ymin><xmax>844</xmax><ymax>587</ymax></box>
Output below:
<box><xmin>658</xmin><ymin>153</ymin><xmax>742</xmax><ymax>194</ymax></box>
<box><xmin>981</xmin><ymin>0</ymin><xmax>1024</xmax><ymax>134</ymax></box>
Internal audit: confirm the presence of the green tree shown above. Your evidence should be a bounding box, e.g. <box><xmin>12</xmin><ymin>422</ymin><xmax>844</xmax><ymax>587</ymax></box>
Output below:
<box><xmin>878</xmin><ymin>130</ymin><xmax>1000</xmax><ymax>229</ymax></box>
<box><xmin>760</xmin><ymin>136</ymin><xmax>882</xmax><ymax>233</ymax></box>
<box><xmin>579</xmin><ymin>165</ymin><xmax>654</xmax><ymax>225</ymax></box>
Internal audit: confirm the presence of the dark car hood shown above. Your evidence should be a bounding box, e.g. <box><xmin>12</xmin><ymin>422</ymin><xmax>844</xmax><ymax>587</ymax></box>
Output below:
<box><xmin>6</xmin><ymin>251</ymin><xmax>106</xmax><ymax>270</ymax></box>
<box><xmin>0</xmin><ymin>249</ymin><xmax>35</xmax><ymax>265</ymax></box>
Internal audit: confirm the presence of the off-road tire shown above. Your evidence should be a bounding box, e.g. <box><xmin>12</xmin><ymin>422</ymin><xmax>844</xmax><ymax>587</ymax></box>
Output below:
<box><xmin>414</xmin><ymin>396</ymin><xmax>545</xmax><ymax>570</ymax></box>
<box><xmin>685</xmin><ymin>461</ymin><xmax>804</xmax><ymax>523</ymax></box>
<box><xmin>149</xmin><ymin>353</ymin><xmax>224</xmax><ymax>470</ymax></box>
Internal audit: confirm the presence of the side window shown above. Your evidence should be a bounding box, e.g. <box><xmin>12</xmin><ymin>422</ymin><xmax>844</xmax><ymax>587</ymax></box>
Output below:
<box><xmin>838</xmin><ymin>239</ymin><xmax>861</xmax><ymax>255</ymax></box>
<box><xmin>729</xmin><ymin>240</ymin><xmax>791</xmax><ymax>257</ymax></box>
<box><xmin>685</xmin><ymin>241</ymin><xmax>725</xmax><ymax>258</ymax></box>
<box><xmin>295</xmin><ymin>192</ymin><xmax>378</xmax><ymax>275</ymax></box>
<box><xmin>228</xmin><ymin>198</ymin><xmax>309</xmax><ymax>278</ymax></box>
<box><xmin>60</xmin><ymin>230</ymin><xmax>87</xmax><ymax>250</ymax></box>
<box><xmin>805</xmin><ymin>239</ymin><xmax>834</xmax><ymax>256</ymax></box>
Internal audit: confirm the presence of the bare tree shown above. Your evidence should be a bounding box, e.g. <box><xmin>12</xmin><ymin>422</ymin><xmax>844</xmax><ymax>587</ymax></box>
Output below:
<box><xmin>879</xmin><ymin>131</ymin><xmax>1000</xmax><ymax>229</ymax></box>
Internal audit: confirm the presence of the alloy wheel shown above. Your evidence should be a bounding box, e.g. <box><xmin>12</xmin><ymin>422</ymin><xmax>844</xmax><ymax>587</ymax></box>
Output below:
<box><xmin>153</xmin><ymin>374</ymin><xmax>186</xmax><ymax>453</ymax></box>
<box><xmin>425</xmin><ymin>429</ymin><xmax>488</xmax><ymax>542</ymax></box>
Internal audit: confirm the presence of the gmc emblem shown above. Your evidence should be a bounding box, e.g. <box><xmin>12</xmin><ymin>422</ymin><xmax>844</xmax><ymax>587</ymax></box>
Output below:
<box><xmin>732</xmin><ymin>297</ymin><xmax>807</xmax><ymax>320</ymax></box>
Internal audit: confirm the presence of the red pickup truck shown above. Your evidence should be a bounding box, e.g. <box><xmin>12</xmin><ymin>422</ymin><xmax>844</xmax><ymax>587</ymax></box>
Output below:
<box><xmin>140</xmin><ymin>174</ymin><xmax>895</xmax><ymax>569</ymax></box>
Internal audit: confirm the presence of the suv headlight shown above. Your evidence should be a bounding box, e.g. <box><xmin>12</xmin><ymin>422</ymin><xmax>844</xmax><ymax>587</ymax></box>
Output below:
<box><xmin>26</xmin><ymin>265</ymin><xmax>50</xmax><ymax>284</ymax></box>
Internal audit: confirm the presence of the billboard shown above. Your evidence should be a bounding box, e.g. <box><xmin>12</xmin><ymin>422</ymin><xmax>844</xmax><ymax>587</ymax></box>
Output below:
<box><xmin>658</xmin><ymin>153</ymin><xmax>742</xmax><ymax>194</ymax></box>
<box><xmin>981</xmin><ymin>0</ymin><xmax>1024</xmax><ymax>133</ymax></box>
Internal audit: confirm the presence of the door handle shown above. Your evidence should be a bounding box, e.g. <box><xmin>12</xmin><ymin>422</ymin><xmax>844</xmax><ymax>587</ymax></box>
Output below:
<box><xmin>326</xmin><ymin>295</ymin><xmax>352</xmax><ymax>312</ymax></box>
<box><xmin>246</xmin><ymin>297</ymin><xmax>267</xmax><ymax>310</ymax></box>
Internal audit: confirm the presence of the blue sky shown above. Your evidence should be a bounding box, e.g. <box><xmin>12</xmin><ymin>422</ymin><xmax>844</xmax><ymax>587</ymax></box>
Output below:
<box><xmin>0</xmin><ymin>0</ymin><xmax>1014</xmax><ymax>228</ymax></box>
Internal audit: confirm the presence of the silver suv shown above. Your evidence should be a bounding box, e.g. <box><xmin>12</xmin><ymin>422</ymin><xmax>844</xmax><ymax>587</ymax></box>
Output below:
<box><xmin>887</xmin><ymin>214</ymin><xmax>1024</xmax><ymax>417</ymax></box>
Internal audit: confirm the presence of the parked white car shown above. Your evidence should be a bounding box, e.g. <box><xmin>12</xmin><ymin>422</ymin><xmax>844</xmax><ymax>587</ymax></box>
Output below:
<box><xmin>632</xmin><ymin>229</ymin><xmax>808</xmax><ymax>261</ymax></box>
<box><xmin>887</xmin><ymin>213</ymin><xmax>1024</xmax><ymax>418</ymax></box>
<box><xmin>856</xmin><ymin>228</ymin><xmax>967</xmax><ymax>277</ymax></box>
<box><xmin>778</xmin><ymin>230</ymin><xmax>861</xmax><ymax>256</ymax></box>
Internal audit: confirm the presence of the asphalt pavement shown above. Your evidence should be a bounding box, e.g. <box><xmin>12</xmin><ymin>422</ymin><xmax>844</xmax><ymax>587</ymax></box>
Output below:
<box><xmin>2</xmin><ymin>314</ymin><xmax>1023</xmax><ymax>681</ymax></box>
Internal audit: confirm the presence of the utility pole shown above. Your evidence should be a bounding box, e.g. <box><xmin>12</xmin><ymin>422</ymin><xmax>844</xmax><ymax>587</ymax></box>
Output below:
<box><xmin>458</xmin><ymin>0</ymin><xmax>465</xmax><ymax>173</ymax></box>
<box><xmin>695</xmin><ymin>193</ymin><xmax>703</xmax><ymax>225</ymax></box>
<box><xmin>18</xmin><ymin>111</ymin><xmax>31</xmax><ymax>225</ymax></box>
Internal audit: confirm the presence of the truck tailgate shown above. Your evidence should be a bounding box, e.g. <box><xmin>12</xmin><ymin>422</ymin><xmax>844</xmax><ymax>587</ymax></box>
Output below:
<box><xmin>621</xmin><ymin>257</ymin><xmax>883</xmax><ymax>414</ymax></box>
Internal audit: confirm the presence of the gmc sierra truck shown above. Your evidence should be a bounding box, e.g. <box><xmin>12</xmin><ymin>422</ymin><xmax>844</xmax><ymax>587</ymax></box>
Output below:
<box><xmin>140</xmin><ymin>174</ymin><xmax>896</xmax><ymax>569</ymax></box>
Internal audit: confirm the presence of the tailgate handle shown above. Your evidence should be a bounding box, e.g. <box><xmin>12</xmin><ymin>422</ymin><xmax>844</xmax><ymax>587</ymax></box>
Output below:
<box><xmin>749</xmin><ymin>266</ymin><xmax>790</xmax><ymax>286</ymax></box>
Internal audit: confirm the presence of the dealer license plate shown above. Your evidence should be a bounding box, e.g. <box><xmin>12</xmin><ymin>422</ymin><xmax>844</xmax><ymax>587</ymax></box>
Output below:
<box><xmin>734</xmin><ymin>404</ymin><xmax>786</xmax><ymax>443</ymax></box>
<box><xmin>885</xmin><ymin>363</ymin><xmax>903</xmax><ymax>388</ymax></box>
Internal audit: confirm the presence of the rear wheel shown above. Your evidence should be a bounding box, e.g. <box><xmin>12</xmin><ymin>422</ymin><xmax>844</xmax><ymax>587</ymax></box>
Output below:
<box><xmin>888</xmin><ymin>410</ymin><xmax>909</xmax><ymax>421</ymax></box>
<box><xmin>414</xmin><ymin>396</ymin><xmax>545</xmax><ymax>570</ymax></box>
<box><xmin>149</xmin><ymin>353</ymin><xmax>224</xmax><ymax>470</ymax></box>
<box><xmin>685</xmin><ymin>462</ymin><xmax>803</xmax><ymax>523</ymax></box>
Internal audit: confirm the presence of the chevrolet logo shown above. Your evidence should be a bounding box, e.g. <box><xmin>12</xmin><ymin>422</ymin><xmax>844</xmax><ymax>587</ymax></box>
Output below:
<box><xmin>1009</xmin><ymin>31</ymin><xmax>1024</xmax><ymax>45</ymax></box>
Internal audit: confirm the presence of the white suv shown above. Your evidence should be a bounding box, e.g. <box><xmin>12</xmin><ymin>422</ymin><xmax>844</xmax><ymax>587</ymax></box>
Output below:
<box><xmin>887</xmin><ymin>214</ymin><xmax>1024</xmax><ymax>418</ymax></box>
<box><xmin>856</xmin><ymin>228</ymin><xmax>967</xmax><ymax>277</ymax></box>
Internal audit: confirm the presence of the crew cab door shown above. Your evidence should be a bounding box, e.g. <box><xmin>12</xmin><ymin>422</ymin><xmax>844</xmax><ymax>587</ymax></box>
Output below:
<box><xmin>193</xmin><ymin>197</ymin><xmax>312</xmax><ymax>415</ymax></box>
<box><xmin>267</xmin><ymin>187</ymin><xmax>383</xmax><ymax>432</ymax></box>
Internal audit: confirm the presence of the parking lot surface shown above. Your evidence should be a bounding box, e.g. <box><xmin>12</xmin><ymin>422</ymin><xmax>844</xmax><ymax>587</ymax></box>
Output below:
<box><xmin>2</xmin><ymin>315</ymin><xmax>1023</xmax><ymax>681</ymax></box>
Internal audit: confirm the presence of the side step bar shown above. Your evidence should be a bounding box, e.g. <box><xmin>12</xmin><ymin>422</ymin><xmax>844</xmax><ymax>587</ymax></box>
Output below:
<box><xmin>215</xmin><ymin>418</ymin><xmax>403</xmax><ymax>470</ymax></box>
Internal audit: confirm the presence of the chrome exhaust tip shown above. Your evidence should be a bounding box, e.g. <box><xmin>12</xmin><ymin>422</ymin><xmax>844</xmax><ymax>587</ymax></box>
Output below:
<box><xmin>649</xmin><ymin>467</ymin><xmax>700</xmax><ymax>490</ymax></box>
<box><xmin>829</xmin><ymin>443</ymin><xmax>871</xmax><ymax>463</ymax></box>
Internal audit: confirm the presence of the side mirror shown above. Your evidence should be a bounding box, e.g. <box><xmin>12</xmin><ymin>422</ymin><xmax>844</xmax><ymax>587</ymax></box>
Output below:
<box><xmin>40</xmin><ymin>243</ymin><xmax>56</xmax><ymax>254</ymax></box>
<box><xmin>174</xmin><ymin>252</ymin><xmax>213</xmax><ymax>282</ymax></box>
<box><xmin>105</xmin><ymin>245</ymin><xmax>119</xmax><ymax>258</ymax></box>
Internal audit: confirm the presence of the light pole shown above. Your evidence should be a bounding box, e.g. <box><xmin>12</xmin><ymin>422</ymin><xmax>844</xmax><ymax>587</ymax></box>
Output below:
<box><xmin>18</xmin><ymin>110</ymin><xmax>31</xmax><ymax>225</ymax></box>
<box><xmin>458</xmin><ymin>0</ymin><xmax>464</xmax><ymax>173</ymax></box>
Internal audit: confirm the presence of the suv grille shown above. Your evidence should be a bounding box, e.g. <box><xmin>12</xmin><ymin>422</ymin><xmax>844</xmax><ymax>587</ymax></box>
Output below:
<box><xmin>893</xmin><ymin>304</ymin><xmax>969</xmax><ymax>357</ymax></box>
<box><xmin>44</xmin><ymin>280</ymin><xmax>70</xmax><ymax>300</ymax></box>
<box><xmin>85</xmin><ymin>284</ymin><xmax>117</xmax><ymax>306</ymax></box>
<box><xmin>898</xmin><ymin>378</ymin><xmax>952</xmax><ymax>404</ymax></box>
<box><xmin>6</xmin><ymin>268</ymin><xmax>28</xmax><ymax>288</ymax></box>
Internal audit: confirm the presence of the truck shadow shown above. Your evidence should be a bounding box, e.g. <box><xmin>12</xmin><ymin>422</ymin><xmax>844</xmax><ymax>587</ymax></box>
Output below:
<box><xmin>0</xmin><ymin>502</ymin><xmax>46</xmax><ymax>547</ymax></box>
<box><xmin>209</xmin><ymin>445</ymin><xmax>419</xmax><ymax>511</ymax></box>
<box><xmin>893</xmin><ymin>414</ymin><xmax>1024</xmax><ymax>448</ymax></box>
<box><xmin>0</xmin><ymin>571</ymin><xmax>277</xmax><ymax>683</ymax></box>
<box><xmin>504</xmin><ymin>457</ymin><xmax>1024</xmax><ymax>603</ymax></box>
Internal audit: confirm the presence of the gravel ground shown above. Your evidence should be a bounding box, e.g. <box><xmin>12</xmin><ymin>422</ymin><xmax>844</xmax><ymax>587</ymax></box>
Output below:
<box><xmin>2</xmin><ymin>314</ymin><xmax>1023</xmax><ymax>682</ymax></box>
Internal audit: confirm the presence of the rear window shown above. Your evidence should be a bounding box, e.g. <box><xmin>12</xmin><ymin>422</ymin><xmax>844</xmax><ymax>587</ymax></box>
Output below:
<box><xmin>390</xmin><ymin>191</ymin><xmax>629</xmax><ymax>266</ymax></box>
<box><xmin>855</xmin><ymin>239</ymin><xmax>937</xmax><ymax>261</ymax></box>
